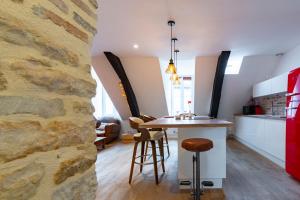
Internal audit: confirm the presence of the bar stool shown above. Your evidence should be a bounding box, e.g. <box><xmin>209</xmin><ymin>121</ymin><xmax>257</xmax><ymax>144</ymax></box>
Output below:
<box><xmin>128</xmin><ymin>117</ymin><xmax>165</xmax><ymax>184</ymax></box>
<box><xmin>182</xmin><ymin>138</ymin><xmax>213</xmax><ymax>200</ymax></box>
<box><xmin>139</xmin><ymin>114</ymin><xmax>170</xmax><ymax>158</ymax></box>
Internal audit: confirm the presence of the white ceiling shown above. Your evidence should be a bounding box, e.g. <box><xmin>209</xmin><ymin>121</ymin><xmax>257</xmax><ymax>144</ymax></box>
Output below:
<box><xmin>92</xmin><ymin>0</ymin><xmax>300</xmax><ymax>59</ymax></box>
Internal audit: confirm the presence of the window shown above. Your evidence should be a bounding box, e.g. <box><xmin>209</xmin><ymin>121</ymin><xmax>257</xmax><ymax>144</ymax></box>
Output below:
<box><xmin>225</xmin><ymin>55</ymin><xmax>243</xmax><ymax>75</ymax></box>
<box><xmin>171</xmin><ymin>76</ymin><xmax>193</xmax><ymax>115</ymax></box>
<box><xmin>91</xmin><ymin>67</ymin><xmax>120</xmax><ymax>119</ymax></box>
<box><xmin>159</xmin><ymin>59</ymin><xmax>195</xmax><ymax>115</ymax></box>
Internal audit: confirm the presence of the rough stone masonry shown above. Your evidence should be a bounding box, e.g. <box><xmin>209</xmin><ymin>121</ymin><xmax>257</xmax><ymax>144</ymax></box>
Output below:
<box><xmin>0</xmin><ymin>0</ymin><xmax>98</xmax><ymax>199</ymax></box>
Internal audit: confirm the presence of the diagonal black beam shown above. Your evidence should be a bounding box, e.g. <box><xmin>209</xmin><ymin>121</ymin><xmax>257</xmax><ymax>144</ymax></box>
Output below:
<box><xmin>209</xmin><ymin>51</ymin><xmax>231</xmax><ymax>118</ymax></box>
<box><xmin>104</xmin><ymin>52</ymin><xmax>140</xmax><ymax>117</ymax></box>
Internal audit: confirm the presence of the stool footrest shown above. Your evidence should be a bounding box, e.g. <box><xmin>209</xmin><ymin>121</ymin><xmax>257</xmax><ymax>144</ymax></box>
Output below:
<box><xmin>134</xmin><ymin>154</ymin><xmax>162</xmax><ymax>166</ymax></box>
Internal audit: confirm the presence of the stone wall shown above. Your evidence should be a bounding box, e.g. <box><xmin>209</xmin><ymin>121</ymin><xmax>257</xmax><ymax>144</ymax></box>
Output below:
<box><xmin>0</xmin><ymin>0</ymin><xmax>98</xmax><ymax>199</ymax></box>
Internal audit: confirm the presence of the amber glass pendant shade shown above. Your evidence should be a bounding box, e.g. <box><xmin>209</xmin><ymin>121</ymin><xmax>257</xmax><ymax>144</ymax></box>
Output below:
<box><xmin>173</xmin><ymin>76</ymin><xmax>181</xmax><ymax>85</ymax></box>
<box><xmin>170</xmin><ymin>73</ymin><xmax>179</xmax><ymax>81</ymax></box>
<box><xmin>165</xmin><ymin>59</ymin><xmax>176</xmax><ymax>74</ymax></box>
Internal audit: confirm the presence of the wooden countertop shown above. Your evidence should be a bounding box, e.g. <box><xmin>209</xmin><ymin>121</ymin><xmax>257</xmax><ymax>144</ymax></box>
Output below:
<box><xmin>140</xmin><ymin>117</ymin><xmax>233</xmax><ymax>128</ymax></box>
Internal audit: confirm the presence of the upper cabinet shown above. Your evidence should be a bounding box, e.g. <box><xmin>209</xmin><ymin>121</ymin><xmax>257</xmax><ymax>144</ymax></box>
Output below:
<box><xmin>270</xmin><ymin>73</ymin><xmax>288</xmax><ymax>94</ymax></box>
<box><xmin>253</xmin><ymin>72</ymin><xmax>288</xmax><ymax>98</ymax></box>
<box><xmin>253</xmin><ymin>79</ymin><xmax>271</xmax><ymax>97</ymax></box>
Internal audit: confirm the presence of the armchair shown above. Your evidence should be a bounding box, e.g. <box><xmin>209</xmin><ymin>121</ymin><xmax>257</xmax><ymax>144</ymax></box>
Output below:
<box><xmin>96</xmin><ymin>116</ymin><xmax>121</xmax><ymax>144</ymax></box>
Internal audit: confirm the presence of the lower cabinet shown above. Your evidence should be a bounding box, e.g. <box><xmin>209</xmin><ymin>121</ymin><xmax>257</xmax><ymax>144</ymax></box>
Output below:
<box><xmin>235</xmin><ymin>116</ymin><xmax>286</xmax><ymax>168</ymax></box>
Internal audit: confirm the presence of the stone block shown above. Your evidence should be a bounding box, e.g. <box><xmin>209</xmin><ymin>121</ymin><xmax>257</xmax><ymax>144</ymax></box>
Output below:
<box><xmin>70</xmin><ymin>0</ymin><xmax>97</xmax><ymax>20</ymax></box>
<box><xmin>73</xmin><ymin>12</ymin><xmax>97</xmax><ymax>35</ymax></box>
<box><xmin>46</xmin><ymin>120</ymin><xmax>96</xmax><ymax>146</ymax></box>
<box><xmin>0</xmin><ymin>120</ymin><xmax>95</xmax><ymax>163</ymax></box>
<box><xmin>32</xmin><ymin>5</ymin><xmax>88</xmax><ymax>43</ymax></box>
<box><xmin>73</xmin><ymin>101</ymin><xmax>93</xmax><ymax>114</ymax></box>
<box><xmin>11</xmin><ymin>61</ymin><xmax>96</xmax><ymax>98</ymax></box>
<box><xmin>48</xmin><ymin>0</ymin><xmax>69</xmax><ymax>14</ymax></box>
<box><xmin>53</xmin><ymin>155</ymin><xmax>95</xmax><ymax>184</ymax></box>
<box><xmin>0</xmin><ymin>14</ymin><xmax>80</xmax><ymax>67</ymax></box>
<box><xmin>52</xmin><ymin>168</ymin><xmax>97</xmax><ymax>200</ymax></box>
<box><xmin>0</xmin><ymin>162</ymin><xmax>45</xmax><ymax>200</ymax></box>
<box><xmin>0</xmin><ymin>96</ymin><xmax>65</xmax><ymax>118</ymax></box>
<box><xmin>26</xmin><ymin>57</ymin><xmax>53</xmax><ymax>67</ymax></box>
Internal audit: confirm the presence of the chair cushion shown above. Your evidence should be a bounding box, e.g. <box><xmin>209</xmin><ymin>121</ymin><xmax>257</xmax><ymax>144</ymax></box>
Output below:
<box><xmin>134</xmin><ymin>131</ymin><xmax>163</xmax><ymax>140</ymax></box>
<box><xmin>129</xmin><ymin>117</ymin><xmax>144</xmax><ymax>124</ymax></box>
<box><xmin>181</xmin><ymin>138</ymin><xmax>213</xmax><ymax>152</ymax></box>
<box><xmin>95</xmin><ymin>130</ymin><xmax>105</xmax><ymax>134</ymax></box>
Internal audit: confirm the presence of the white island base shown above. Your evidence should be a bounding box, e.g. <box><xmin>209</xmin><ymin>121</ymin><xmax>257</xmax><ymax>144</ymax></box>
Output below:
<box><xmin>178</xmin><ymin>127</ymin><xmax>227</xmax><ymax>189</ymax></box>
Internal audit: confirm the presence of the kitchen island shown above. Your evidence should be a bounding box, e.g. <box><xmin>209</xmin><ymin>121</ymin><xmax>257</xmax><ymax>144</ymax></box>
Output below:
<box><xmin>140</xmin><ymin>117</ymin><xmax>232</xmax><ymax>188</ymax></box>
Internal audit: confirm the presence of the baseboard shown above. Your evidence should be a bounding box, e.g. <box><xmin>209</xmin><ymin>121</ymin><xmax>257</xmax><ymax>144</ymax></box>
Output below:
<box><xmin>234</xmin><ymin>136</ymin><xmax>285</xmax><ymax>169</ymax></box>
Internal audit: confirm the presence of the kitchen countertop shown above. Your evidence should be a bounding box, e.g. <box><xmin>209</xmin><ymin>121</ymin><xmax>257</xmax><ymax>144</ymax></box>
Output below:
<box><xmin>235</xmin><ymin>114</ymin><xmax>286</xmax><ymax>121</ymax></box>
<box><xmin>140</xmin><ymin>117</ymin><xmax>233</xmax><ymax>128</ymax></box>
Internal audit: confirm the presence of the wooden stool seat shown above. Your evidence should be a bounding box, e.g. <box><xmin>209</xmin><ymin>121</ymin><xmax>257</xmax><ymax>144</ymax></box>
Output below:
<box><xmin>182</xmin><ymin>138</ymin><xmax>213</xmax><ymax>152</ymax></box>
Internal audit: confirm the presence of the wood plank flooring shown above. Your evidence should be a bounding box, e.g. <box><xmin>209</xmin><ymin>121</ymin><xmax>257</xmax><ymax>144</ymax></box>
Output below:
<box><xmin>95</xmin><ymin>139</ymin><xmax>300</xmax><ymax>200</ymax></box>
<box><xmin>224</xmin><ymin>139</ymin><xmax>300</xmax><ymax>200</ymax></box>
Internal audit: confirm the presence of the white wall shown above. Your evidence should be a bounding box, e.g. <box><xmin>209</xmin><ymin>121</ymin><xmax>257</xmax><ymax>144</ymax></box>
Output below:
<box><xmin>194</xmin><ymin>56</ymin><xmax>218</xmax><ymax>115</ymax></box>
<box><xmin>92</xmin><ymin>55</ymin><xmax>131</xmax><ymax>120</ymax></box>
<box><xmin>218</xmin><ymin>55</ymin><xmax>279</xmax><ymax>121</ymax></box>
<box><xmin>273</xmin><ymin>44</ymin><xmax>300</xmax><ymax>76</ymax></box>
<box><xmin>121</xmin><ymin>56</ymin><xmax>168</xmax><ymax>118</ymax></box>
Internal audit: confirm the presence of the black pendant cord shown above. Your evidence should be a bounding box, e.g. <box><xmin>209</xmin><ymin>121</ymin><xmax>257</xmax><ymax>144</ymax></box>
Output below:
<box><xmin>173</xmin><ymin>39</ymin><xmax>176</xmax><ymax>64</ymax></box>
<box><xmin>175</xmin><ymin>50</ymin><xmax>178</xmax><ymax>67</ymax></box>
<box><xmin>170</xmin><ymin>24</ymin><xmax>173</xmax><ymax>60</ymax></box>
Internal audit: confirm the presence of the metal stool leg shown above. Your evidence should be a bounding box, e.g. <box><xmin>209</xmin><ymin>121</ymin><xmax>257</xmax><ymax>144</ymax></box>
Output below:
<box><xmin>193</xmin><ymin>155</ymin><xmax>196</xmax><ymax>200</ymax></box>
<box><xmin>195</xmin><ymin>152</ymin><xmax>201</xmax><ymax>200</ymax></box>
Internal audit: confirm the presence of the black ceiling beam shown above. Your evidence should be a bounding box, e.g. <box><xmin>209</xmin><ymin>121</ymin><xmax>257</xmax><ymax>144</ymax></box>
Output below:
<box><xmin>209</xmin><ymin>51</ymin><xmax>231</xmax><ymax>118</ymax></box>
<box><xmin>104</xmin><ymin>52</ymin><xmax>140</xmax><ymax>117</ymax></box>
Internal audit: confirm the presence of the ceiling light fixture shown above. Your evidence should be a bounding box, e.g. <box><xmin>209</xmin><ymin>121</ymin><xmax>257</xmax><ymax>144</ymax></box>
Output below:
<box><xmin>170</xmin><ymin>38</ymin><xmax>179</xmax><ymax>81</ymax></box>
<box><xmin>165</xmin><ymin>20</ymin><xmax>176</xmax><ymax>74</ymax></box>
<box><xmin>133</xmin><ymin>44</ymin><xmax>139</xmax><ymax>49</ymax></box>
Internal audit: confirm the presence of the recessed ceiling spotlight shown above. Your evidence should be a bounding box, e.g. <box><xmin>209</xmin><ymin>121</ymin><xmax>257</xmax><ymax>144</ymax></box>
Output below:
<box><xmin>133</xmin><ymin>44</ymin><xmax>139</xmax><ymax>49</ymax></box>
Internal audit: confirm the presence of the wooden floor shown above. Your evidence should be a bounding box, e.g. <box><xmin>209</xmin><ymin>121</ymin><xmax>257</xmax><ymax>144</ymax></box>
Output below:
<box><xmin>224</xmin><ymin>139</ymin><xmax>300</xmax><ymax>200</ymax></box>
<box><xmin>95</xmin><ymin>139</ymin><xmax>300</xmax><ymax>200</ymax></box>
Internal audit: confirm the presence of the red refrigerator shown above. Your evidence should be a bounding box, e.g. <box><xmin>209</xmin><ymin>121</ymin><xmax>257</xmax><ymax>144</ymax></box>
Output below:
<box><xmin>286</xmin><ymin>67</ymin><xmax>300</xmax><ymax>180</ymax></box>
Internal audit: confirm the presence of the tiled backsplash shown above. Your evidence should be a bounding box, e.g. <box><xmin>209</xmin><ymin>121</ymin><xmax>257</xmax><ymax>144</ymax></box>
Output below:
<box><xmin>254</xmin><ymin>93</ymin><xmax>286</xmax><ymax>116</ymax></box>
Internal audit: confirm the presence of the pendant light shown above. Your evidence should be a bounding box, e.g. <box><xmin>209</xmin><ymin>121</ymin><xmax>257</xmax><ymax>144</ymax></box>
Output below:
<box><xmin>173</xmin><ymin>49</ymin><xmax>181</xmax><ymax>85</ymax></box>
<box><xmin>170</xmin><ymin>38</ymin><xmax>179</xmax><ymax>81</ymax></box>
<box><xmin>165</xmin><ymin>20</ymin><xmax>176</xmax><ymax>74</ymax></box>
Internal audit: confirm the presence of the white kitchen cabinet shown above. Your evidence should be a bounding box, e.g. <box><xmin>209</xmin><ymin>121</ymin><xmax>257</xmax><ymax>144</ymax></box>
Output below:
<box><xmin>234</xmin><ymin>116</ymin><xmax>286</xmax><ymax>168</ymax></box>
<box><xmin>253</xmin><ymin>73</ymin><xmax>288</xmax><ymax>98</ymax></box>
<box><xmin>264</xmin><ymin>119</ymin><xmax>286</xmax><ymax>161</ymax></box>
<box><xmin>253</xmin><ymin>80</ymin><xmax>271</xmax><ymax>97</ymax></box>
<box><xmin>235</xmin><ymin>117</ymin><xmax>251</xmax><ymax>141</ymax></box>
<box><xmin>270</xmin><ymin>72</ymin><xmax>288</xmax><ymax>95</ymax></box>
<box><xmin>235</xmin><ymin>117</ymin><xmax>265</xmax><ymax>150</ymax></box>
